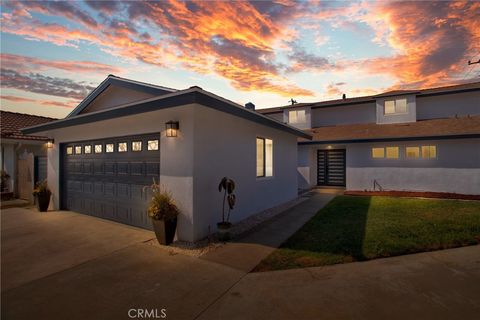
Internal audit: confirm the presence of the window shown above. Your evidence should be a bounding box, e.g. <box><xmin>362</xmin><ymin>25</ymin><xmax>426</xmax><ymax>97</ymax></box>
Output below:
<box><xmin>406</xmin><ymin>146</ymin><xmax>420</xmax><ymax>159</ymax></box>
<box><xmin>118</xmin><ymin>142</ymin><xmax>127</xmax><ymax>152</ymax></box>
<box><xmin>421</xmin><ymin>146</ymin><xmax>437</xmax><ymax>159</ymax></box>
<box><xmin>386</xmin><ymin>147</ymin><xmax>399</xmax><ymax>159</ymax></box>
<box><xmin>288</xmin><ymin>110</ymin><xmax>306</xmax><ymax>123</ymax></box>
<box><xmin>66</xmin><ymin>146</ymin><xmax>73</xmax><ymax>155</ymax></box>
<box><xmin>94</xmin><ymin>144</ymin><xmax>102</xmax><ymax>153</ymax></box>
<box><xmin>132</xmin><ymin>141</ymin><xmax>142</xmax><ymax>152</ymax></box>
<box><xmin>384</xmin><ymin>98</ymin><xmax>407</xmax><ymax>114</ymax></box>
<box><xmin>147</xmin><ymin>140</ymin><xmax>159</xmax><ymax>151</ymax></box>
<box><xmin>372</xmin><ymin>147</ymin><xmax>385</xmax><ymax>158</ymax></box>
<box><xmin>106</xmin><ymin>143</ymin><xmax>114</xmax><ymax>153</ymax></box>
<box><xmin>75</xmin><ymin>146</ymin><xmax>82</xmax><ymax>155</ymax></box>
<box><xmin>256</xmin><ymin>137</ymin><xmax>273</xmax><ymax>177</ymax></box>
<box><xmin>84</xmin><ymin>145</ymin><xmax>92</xmax><ymax>154</ymax></box>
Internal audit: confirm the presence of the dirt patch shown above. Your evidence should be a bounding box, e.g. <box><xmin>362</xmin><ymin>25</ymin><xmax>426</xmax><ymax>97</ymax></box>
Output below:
<box><xmin>344</xmin><ymin>190</ymin><xmax>480</xmax><ymax>201</ymax></box>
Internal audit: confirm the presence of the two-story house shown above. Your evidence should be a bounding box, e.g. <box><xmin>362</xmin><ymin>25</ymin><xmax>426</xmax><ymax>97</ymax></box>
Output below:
<box><xmin>258</xmin><ymin>82</ymin><xmax>480</xmax><ymax>195</ymax></box>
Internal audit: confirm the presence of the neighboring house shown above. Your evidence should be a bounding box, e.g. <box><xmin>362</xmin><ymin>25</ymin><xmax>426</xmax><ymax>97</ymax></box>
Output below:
<box><xmin>1</xmin><ymin>111</ymin><xmax>56</xmax><ymax>202</ymax></box>
<box><xmin>22</xmin><ymin>75</ymin><xmax>310</xmax><ymax>242</ymax></box>
<box><xmin>258</xmin><ymin>82</ymin><xmax>480</xmax><ymax>195</ymax></box>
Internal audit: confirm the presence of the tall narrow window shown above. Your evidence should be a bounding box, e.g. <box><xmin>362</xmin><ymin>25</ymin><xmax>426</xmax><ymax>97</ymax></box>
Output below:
<box><xmin>256</xmin><ymin>138</ymin><xmax>264</xmax><ymax>177</ymax></box>
<box><xmin>256</xmin><ymin>137</ymin><xmax>273</xmax><ymax>178</ymax></box>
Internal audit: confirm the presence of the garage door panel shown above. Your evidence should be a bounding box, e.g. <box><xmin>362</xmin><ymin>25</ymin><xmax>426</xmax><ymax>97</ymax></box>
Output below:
<box><xmin>62</xmin><ymin>133</ymin><xmax>160</xmax><ymax>230</ymax></box>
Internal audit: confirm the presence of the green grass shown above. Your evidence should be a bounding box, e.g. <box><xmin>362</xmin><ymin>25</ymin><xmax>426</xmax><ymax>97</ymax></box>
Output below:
<box><xmin>254</xmin><ymin>196</ymin><xmax>480</xmax><ymax>272</ymax></box>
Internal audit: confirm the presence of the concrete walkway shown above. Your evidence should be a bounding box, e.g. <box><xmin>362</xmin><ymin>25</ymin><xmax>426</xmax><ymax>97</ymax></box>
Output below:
<box><xmin>198</xmin><ymin>245</ymin><xmax>480</xmax><ymax>320</ymax></box>
<box><xmin>200</xmin><ymin>188</ymin><xmax>341</xmax><ymax>272</ymax></box>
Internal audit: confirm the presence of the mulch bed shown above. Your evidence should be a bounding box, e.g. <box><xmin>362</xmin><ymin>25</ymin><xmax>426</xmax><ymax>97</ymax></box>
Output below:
<box><xmin>344</xmin><ymin>190</ymin><xmax>480</xmax><ymax>201</ymax></box>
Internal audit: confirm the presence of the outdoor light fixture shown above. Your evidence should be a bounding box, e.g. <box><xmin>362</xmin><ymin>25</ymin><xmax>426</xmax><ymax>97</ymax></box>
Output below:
<box><xmin>165</xmin><ymin>121</ymin><xmax>179</xmax><ymax>137</ymax></box>
<box><xmin>46</xmin><ymin>139</ymin><xmax>54</xmax><ymax>148</ymax></box>
<box><xmin>327</xmin><ymin>145</ymin><xmax>332</xmax><ymax>149</ymax></box>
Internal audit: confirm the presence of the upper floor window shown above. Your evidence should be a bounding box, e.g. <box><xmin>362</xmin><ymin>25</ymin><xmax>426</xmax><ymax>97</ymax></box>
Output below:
<box><xmin>288</xmin><ymin>110</ymin><xmax>306</xmax><ymax>124</ymax></box>
<box><xmin>384</xmin><ymin>98</ymin><xmax>407</xmax><ymax>115</ymax></box>
<box><xmin>256</xmin><ymin>137</ymin><xmax>273</xmax><ymax>177</ymax></box>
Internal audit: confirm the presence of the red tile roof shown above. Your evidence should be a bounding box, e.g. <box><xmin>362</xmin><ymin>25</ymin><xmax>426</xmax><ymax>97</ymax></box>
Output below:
<box><xmin>301</xmin><ymin>115</ymin><xmax>480</xmax><ymax>143</ymax></box>
<box><xmin>1</xmin><ymin>111</ymin><xmax>57</xmax><ymax>141</ymax></box>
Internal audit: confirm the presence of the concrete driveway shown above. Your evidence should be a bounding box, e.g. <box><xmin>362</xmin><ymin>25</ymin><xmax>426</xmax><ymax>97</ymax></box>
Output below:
<box><xmin>1</xmin><ymin>208</ymin><xmax>244</xmax><ymax>320</ymax></box>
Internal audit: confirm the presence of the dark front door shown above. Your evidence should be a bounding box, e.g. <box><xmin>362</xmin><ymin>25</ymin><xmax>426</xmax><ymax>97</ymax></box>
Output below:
<box><xmin>61</xmin><ymin>133</ymin><xmax>160</xmax><ymax>230</ymax></box>
<box><xmin>317</xmin><ymin>149</ymin><xmax>346</xmax><ymax>187</ymax></box>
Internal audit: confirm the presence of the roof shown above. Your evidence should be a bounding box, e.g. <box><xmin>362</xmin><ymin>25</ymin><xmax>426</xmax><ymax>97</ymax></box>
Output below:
<box><xmin>1</xmin><ymin>111</ymin><xmax>57</xmax><ymax>141</ymax></box>
<box><xmin>22</xmin><ymin>85</ymin><xmax>312</xmax><ymax>140</ymax></box>
<box><xmin>258</xmin><ymin>81</ymin><xmax>480</xmax><ymax>114</ymax></box>
<box><xmin>299</xmin><ymin>115</ymin><xmax>480</xmax><ymax>144</ymax></box>
<box><xmin>66</xmin><ymin>74</ymin><xmax>178</xmax><ymax>117</ymax></box>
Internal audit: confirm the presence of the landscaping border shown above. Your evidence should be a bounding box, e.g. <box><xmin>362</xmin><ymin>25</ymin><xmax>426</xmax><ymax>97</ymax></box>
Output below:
<box><xmin>344</xmin><ymin>190</ymin><xmax>480</xmax><ymax>200</ymax></box>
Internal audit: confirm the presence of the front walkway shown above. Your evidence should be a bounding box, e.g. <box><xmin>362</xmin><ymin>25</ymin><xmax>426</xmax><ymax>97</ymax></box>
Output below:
<box><xmin>200</xmin><ymin>188</ymin><xmax>342</xmax><ymax>272</ymax></box>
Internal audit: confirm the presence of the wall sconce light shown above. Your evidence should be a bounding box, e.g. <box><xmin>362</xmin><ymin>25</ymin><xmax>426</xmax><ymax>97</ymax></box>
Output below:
<box><xmin>46</xmin><ymin>139</ymin><xmax>54</xmax><ymax>148</ymax></box>
<box><xmin>327</xmin><ymin>145</ymin><xmax>332</xmax><ymax>149</ymax></box>
<box><xmin>165</xmin><ymin>121</ymin><xmax>179</xmax><ymax>137</ymax></box>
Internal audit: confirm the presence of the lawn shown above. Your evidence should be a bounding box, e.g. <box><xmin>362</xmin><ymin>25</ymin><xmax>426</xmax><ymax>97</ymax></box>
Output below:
<box><xmin>254</xmin><ymin>195</ymin><xmax>480</xmax><ymax>272</ymax></box>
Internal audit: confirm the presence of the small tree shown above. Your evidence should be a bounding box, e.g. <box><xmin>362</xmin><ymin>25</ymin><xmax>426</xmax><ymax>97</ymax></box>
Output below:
<box><xmin>218</xmin><ymin>177</ymin><xmax>236</xmax><ymax>225</ymax></box>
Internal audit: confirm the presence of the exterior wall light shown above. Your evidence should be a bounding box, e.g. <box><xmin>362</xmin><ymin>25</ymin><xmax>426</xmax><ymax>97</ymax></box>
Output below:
<box><xmin>327</xmin><ymin>145</ymin><xmax>332</xmax><ymax>149</ymax></box>
<box><xmin>46</xmin><ymin>139</ymin><xmax>54</xmax><ymax>148</ymax></box>
<box><xmin>165</xmin><ymin>121</ymin><xmax>179</xmax><ymax>137</ymax></box>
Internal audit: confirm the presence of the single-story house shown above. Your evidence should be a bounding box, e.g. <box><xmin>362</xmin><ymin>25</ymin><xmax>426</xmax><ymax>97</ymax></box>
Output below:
<box><xmin>257</xmin><ymin>81</ymin><xmax>480</xmax><ymax>195</ymax></box>
<box><xmin>1</xmin><ymin>111</ymin><xmax>56</xmax><ymax>202</ymax></box>
<box><xmin>22</xmin><ymin>75</ymin><xmax>310</xmax><ymax>242</ymax></box>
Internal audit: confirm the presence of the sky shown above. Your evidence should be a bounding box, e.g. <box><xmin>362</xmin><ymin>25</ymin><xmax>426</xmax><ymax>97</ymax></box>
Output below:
<box><xmin>0</xmin><ymin>0</ymin><xmax>479</xmax><ymax>119</ymax></box>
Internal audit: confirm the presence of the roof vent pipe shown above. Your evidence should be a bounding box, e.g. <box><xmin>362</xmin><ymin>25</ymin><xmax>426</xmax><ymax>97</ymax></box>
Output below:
<box><xmin>245</xmin><ymin>102</ymin><xmax>255</xmax><ymax>110</ymax></box>
<box><xmin>342</xmin><ymin>93</ymin><xmax>346</xmax><ymax>99</ymax></box>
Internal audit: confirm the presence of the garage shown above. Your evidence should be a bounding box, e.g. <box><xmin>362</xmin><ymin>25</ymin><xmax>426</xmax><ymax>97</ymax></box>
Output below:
<box><xmin>61</xmin><ymin>133</ymin><xmax>160</xmax><ymax>230</ymax></box>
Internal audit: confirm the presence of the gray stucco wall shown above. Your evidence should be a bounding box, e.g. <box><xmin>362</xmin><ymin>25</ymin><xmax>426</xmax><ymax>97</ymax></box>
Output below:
<box><xmin>299</xmin><ymin>138</ymin><xmax>480</xmax><ymax>195</ymax></box>
<box><xmin>193</xmin><ymin>105</ymin><xmax>298</xmax><ymax>241</ymax></box>
<box><xmin>311</xmin><ymin>102</ymin><xmax>376</xmax><ymax>127</ymax></box>
<box><xmin>376</xmin><ymin>95</ymin><xmax>417</xmax><ymax>124</ymax></box>
<box><xmin>262</xmin><ymin>112</ymin><xmax>283</xmax><ymax>123</ymax></box>
<box><xmin>416</xmin><ymin>91</ymin><xmax>480</xmax><ymax>120</ymax></box>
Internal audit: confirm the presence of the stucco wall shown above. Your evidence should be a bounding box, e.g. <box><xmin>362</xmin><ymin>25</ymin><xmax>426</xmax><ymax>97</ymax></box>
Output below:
<box><xmin>376</xmin><ymin>95</ymin><xmax>417</xmax><ymax>124</ymax></box>
<box><xmin>311</xmin><ymin>102</ymin><xmax>376</xmax><ymax>127</ymax></box>
<box><xmin>299</xmin><ymin>138</ymin><xmax>480</xmax><ymax>195</ymax></box>
<box><xmin>81</xmin><ymin>85</ymin><xmax>156</xmax><ymax>114</ymax></box>
<box><xmin>416</xmin><ymin>91</ymin><xmax>480</xmax><ymax>120</ymax></box>
<box><xmin>44</xmin><ymin>104</ymin><xmax>196</xmax><ymax>241</ymax></box>
<box><xmin>263</xmin><ymin>112</ymin><xmax>283</xmax><ymax>123</ymax></box>
<box><xmin>347</xmin><ymin>138</ymin><xmax>480</xmax><ymax>194</ymax></box>
<box><xmin>193</xmin><ymin>105</ymin><xmax>298</xmax><ymax>241</ymax></box>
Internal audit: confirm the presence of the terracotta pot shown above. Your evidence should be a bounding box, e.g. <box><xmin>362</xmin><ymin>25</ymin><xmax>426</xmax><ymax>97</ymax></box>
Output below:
<box><xmin>151</xmin><ymin>217</ymin><xmax>177</xmax><ymax>245</ymax></box>
<box><xmin>217</xmin><ymin>222</ymin><xmax>232</xmax><ymax>241</ymax></box>
<box><xmin>36</xmin><ymin>193</ymin><xmax>51</xmax><ymax>212</ymax></box>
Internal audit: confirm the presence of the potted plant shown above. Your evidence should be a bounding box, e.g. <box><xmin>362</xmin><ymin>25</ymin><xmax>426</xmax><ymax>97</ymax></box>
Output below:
<box><xmin>146</xmin><ymin>180</ymin><xmax>179</xmax><ymax>245</ymax></box>
<box><xmin>33</xmin><ymin>180</ymin><xmax>51</xmax><ymax>212</ymax></box>
<box><xmin>217</xmin><ymin>177</ymin><xmax>236</xmax><ymax>241</ymax></box>
<box><xmin>1</xmin><ymin>170</ymin><xmax>10</xmax><ymax>192</ymax></box>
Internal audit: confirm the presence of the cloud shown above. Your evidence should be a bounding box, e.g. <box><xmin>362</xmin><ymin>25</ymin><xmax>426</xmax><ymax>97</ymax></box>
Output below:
<box><xmin>1</xmin><ymin>0</ymin><xmax>313</xmax><ymax>97</ymax></box>
<box><xmin>286</xmin><ymin>46</ymin><xmax>339</xmax><ymax>73</ymax></box>
<box><xmin>0</xmin><ymin>69</ymin><xmax>95</xmax><ymax>100</ymax></box>
<box><xmin>0</xmin><ymin>53</ymin><xmax>122</xmax><ymax>75</ymax></box>
<box><xmin>1</xmin><ymin>95</ymin><xmax>77</xmax><ymax>108</ymax></box>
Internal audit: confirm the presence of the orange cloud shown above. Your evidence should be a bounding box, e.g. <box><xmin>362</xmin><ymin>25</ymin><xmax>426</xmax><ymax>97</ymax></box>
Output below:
<box><xmin>1</xmin><ymin>95</ymin><xmax>77</xmax><ymax>108</ymax></box>
<box><xmin>1</xmin><ymin>54</ymin><xmax>123</xmax><ymax>75</ymax></box>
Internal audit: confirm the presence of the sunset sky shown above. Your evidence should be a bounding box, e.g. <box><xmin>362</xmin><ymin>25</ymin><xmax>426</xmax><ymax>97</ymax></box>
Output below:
<box><xmin>1</xmin><ymin>0</ymin><xmax>479</xmax><ymax>118</ymax></box>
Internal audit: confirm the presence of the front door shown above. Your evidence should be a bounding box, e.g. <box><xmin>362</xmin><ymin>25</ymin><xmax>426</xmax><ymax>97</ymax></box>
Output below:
<box><xmin>317</xmin><ymin>149</ymin><xmax>346</xmax><ymax>186</ymax></box>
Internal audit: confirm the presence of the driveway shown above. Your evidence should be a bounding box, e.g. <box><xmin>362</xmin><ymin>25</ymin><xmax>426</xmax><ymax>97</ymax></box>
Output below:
<box><xmin>1</xmin><ymin>208</ymin><xmax>244</xmax><ymax>320</ymax></box>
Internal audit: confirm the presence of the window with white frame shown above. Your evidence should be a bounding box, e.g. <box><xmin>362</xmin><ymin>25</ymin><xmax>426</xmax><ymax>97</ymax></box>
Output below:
<box><xmin>288</xmin><ymin>109</ymin><xmax>306</xmax><ymax>124</ymax></box>
<box><xmin>256</xmin><ymin>137</ymin><xmax>273</xmax><ymax>177</ymax></box>
<box><xmin>384</xmin><ymin>98</ymin><xmax>407</xmax><ymax>114</ymax></box>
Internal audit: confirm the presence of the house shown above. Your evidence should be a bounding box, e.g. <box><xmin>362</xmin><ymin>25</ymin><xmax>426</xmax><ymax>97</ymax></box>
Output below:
<box><xmin>21</xmin><ymin>75</ymin><xmax>310</xmax><ymax>242</ymax></box>
<box><xmin>1</xmin><ymin>111</ymin><xmax>56</xmax><ymax>202</ymax></box>
<box><xmin>257</xmin><ymin>82</ymin><xmax>480</xmax><ymax>195</ymax></box>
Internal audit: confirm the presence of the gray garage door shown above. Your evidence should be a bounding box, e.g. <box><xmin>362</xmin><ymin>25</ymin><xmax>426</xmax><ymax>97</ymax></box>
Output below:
<box><xmin>61</xmin><ymin>133</ymin><xmax>160</xmax><ymax>230</ymax></box>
